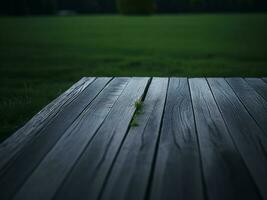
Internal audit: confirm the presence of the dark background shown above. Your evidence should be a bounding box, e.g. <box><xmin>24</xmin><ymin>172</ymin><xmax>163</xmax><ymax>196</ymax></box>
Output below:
<box><xmin>1</xmin><ymin>0</ymin><xmax>267</xmax><ymax>15</ymax></box>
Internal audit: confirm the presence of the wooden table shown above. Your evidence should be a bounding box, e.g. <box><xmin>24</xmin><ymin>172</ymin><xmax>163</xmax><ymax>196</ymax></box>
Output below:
<box><xmin>0</xmin><ymin>77</ymin><xmax>267</xmax><ymax>200</ymax></box>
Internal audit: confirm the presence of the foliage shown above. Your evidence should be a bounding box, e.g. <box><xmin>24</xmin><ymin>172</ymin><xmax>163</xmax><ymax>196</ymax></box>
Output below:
<box><xmin>134</xmin><ymin>99</ymin><xmax>143</xmax><ymax>113</ymax></box>
<box><xmin>130</xmin><ymin>118</ymin><xmax>139</xmax><ymax>127</ymax></box>
<box><xmin>130</xmin><ymin>99</ymin><xmax>143</xmax><ymax>127</ymax></box>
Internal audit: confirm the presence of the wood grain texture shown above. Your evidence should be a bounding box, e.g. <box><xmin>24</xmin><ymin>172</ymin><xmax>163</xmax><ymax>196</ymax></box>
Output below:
<box><xmin>226</xmin><ymin>78</ymin><xmax>267</xmax><ymax>132</ymax></box>
<box><xmin>149</xmin><ymin>78</ymin><xmax>204</xmax><ymax>200</ymax></box>
<box><xmin>262</xmin><ymin>78</ymin><xmax>267</xmax><ymax>84</ymax></box>
<box><xmin>0</xmin><ymin>77</ymin><xmax>95</xmax><ymax>171</ymax></box>
<box><xmin>99</xmin><ymin>78</ymin><xmax>168</xmax><ymax>200</ymax></box>
<box><xmin>245</xmin><ymin>78</ymin><xmax>267</xmax><ymax>101</ymax></box>
<box><xmin>189</xmin><ymin>78</ymin><xmax>261</xmax><ymax>200</ymax></box>
<box><xmin>54</xmin><ymin>78</ymin><xmax>150</xmax><ymax>200</ymax></box>
<box><xmin>208</xmin><ymin>78</ymin><xmax>267</xmax><ymax>200</ymax></box>
<box><xmin>0</xmin><ymin>78</ymin><xmax>111</xmax><ymax>200</ymax></box>
<box><xmin>1</xmin><ymin>77</ymin><xmax>267</xmax><ymax>200</ymax></box>
<box><xmin>13</xmin><ymin>78</ymin><xmax>130</xmax><ymax>200</ymax></box>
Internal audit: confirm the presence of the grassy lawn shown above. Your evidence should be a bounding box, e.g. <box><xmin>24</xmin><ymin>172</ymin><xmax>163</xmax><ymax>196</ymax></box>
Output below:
<box><xmin>0</xmin><ymin>14</ymin><xmax>267</xmax><ymax>141</ymax></box>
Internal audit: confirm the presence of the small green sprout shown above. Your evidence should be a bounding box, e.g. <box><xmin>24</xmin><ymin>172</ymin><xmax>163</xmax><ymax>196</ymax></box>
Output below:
<box><xmin>130</xmin><ymin>118</ymin><xmax>139</xmax><ymax>127</ymax></box>
<box><xmin>134</xmin><ymin>99</ymin><xmax>143</xmax><ymax>114</ymax></box>
<box><xmin>130</xmin><ymin>99</ymin><xmax>143</xmax><ymax>127</ymax></box>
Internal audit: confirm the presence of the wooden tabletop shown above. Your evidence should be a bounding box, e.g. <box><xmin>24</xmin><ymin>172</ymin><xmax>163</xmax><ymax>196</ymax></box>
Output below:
<box><xmin>0</xmin><ymin>77</ymin><xmax>267</xmax><ymax>200</ymax></box>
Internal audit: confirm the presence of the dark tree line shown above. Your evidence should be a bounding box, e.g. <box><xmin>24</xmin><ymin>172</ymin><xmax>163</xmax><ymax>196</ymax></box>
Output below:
<box><xmin>157</xmin><ymin>0</ymin><xmax>267</xmax><ymax>12</ymax></box>
<box><xmin>1</xmin><ymin>0</ymin><xmax>267</xmax><ymax>15</ymax></box>
<box><xmin>117</xmin><ymin>0</ymin><xmax>155</xmax><ymax>14</ymax></box>
<box><xmin>1</xmin><ymin>0</ymin><xmax>57</xmax><ymax>15</ymax></box>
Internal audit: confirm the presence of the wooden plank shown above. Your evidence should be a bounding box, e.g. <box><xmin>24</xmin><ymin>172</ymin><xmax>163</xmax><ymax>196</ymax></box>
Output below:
<box><xmin>54</xmin><ymin>78</ymin><xmax>150</xmax><ymax>200</ymax></box>
<box><xmin>226</xmin><ymin>78</ymin><xmax>267</xmax><ymax>132</ymax></box>
<box><xmin>189</xmin><ymin>78</ymin><xmax>261</xmax><ymax>200</ymax></box>
<box><xmin>13</xmin><ymin>78</ymin><xmax>130</xmax><ymax>200</ymax></box>
<box><xmin>262</xmin><ymin>78</ymin><xmax>267</xmax><ymax>84</ymax></box>
<box><xmin>0</xmin><ymin>78</ymin><xmax>111</xmax><ymax>200</ymax></box>
<box><xmin>208</xmin><ymin>78</ymin><xmax>267</xmax><ymax>200</ymax></box>
<box><xmin>245</xmin><ymin>78</ymin><xmax>267</xmax><ymax>101</ymax></box>
<box><xmin>0</xmin><ymin>77</ymin><xmax>95</xmax><ymax>171</ymax></box>
<box><xmin>99</xmin><ymin>78</ymin><xmax>168</xmax><ymax>200</ymax></box>
<box><xmin>149</xmin><ymin>78</ymin><xmax>204</xmax><ymax>200</ymax></box>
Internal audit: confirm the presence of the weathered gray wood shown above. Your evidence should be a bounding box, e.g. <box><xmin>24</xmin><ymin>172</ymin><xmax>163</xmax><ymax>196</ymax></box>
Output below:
<box><xmin>99</xmin><ymin>78</ymin><xmax>168</xmax><ymax>200</ymax></box>
<box><xmin>149</xmin><ymin>78</ymin><xmax>204</xmax><ymax>200</ymax></box>
<box><xmin>245</xmin><ymin>78</ymin><xmax>267</xmax><ymax>101</ymax></box>
<box><xmin>54</xmin><ymin>78</ymin><xmax>150</xmax><ymax>200</ymax></box>
<box><xmin>262</xmin><ymin>78</ymin><xmax>267</xmax><ymax>84</ymax></box>
<box><xmin>1</xmin><ymin>77</ymin><xmax>267</xmax><ymax>200</ymax></box>
<box><xmin>189</xmin><ymin>78</ymin><xmax>261</xmax><ymax>200</ymax></box>
<box><xmin>0</xmin><ymin>78</ymin><xmax>111</xmax><ymax>200</ymax></box>
<box><xmin>0</xmin><ymin>77</ymin><xmax>95</xmax><ymax>171</ymax></box>
<box><xmin>208</xmin><ymin>78</ymin><xmax>267</xmax><ymax>200</ymax></box>
<box><xmin>226</xmin><ymin>78</ymin><xmax>267</xmax><ymax>132</ymax></box>
<box><xmin>13</xmin><ymin>78</ymin><xmax>130</xmax><ymax>200</ymax></box>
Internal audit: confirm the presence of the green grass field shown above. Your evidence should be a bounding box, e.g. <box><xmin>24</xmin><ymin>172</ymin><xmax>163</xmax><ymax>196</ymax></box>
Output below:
<box><xmin>0</xmin><ymin>14</ymin><xmax>267</xmax><ymax>141</ymax></box>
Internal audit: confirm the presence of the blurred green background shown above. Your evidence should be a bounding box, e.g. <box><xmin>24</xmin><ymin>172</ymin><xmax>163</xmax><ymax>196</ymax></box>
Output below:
<box><xmin>0</xmin><ymin>14</ymin><xmax>267</xmax><ymax>141</ymax></box>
